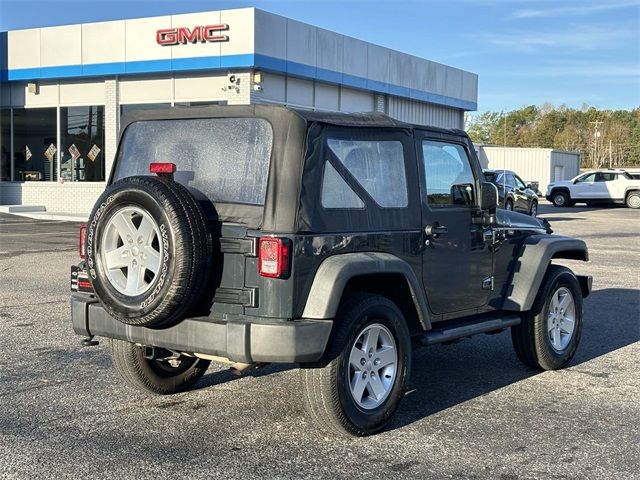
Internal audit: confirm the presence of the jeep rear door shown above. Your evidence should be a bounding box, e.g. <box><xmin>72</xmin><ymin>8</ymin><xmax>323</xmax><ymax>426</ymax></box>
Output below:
<box><xmin>416</xmin><ymin>132</ymin><xmax>493</xmax><ymax>315</ymax></box>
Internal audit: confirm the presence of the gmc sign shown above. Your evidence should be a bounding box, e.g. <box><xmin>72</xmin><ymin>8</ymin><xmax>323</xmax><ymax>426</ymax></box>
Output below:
<box><xmin>156</xmin><ymin>25</ymin><xmax>229</xmax><ymax>46</ymax></box>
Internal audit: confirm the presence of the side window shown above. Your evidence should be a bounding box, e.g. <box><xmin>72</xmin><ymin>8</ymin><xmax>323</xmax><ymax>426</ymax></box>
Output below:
<box><xmin>321</xmin><ymin>162</ymin><xmax>365</xmax><ymax>209</ymax></box>
<box><xmin>514</xmin><ymin>175</ymin><xmax>527</xmax><ymax>189</ymax></box>
<box><xmin>578</xmin><ymin>173</ymin><xmax>596</xmax><ymax>183</ymax></box>
<box><xmin>326</xmin><ymin>139</ymin><xmax>408</xmax><ymax>208</ymax></box>
<box><xmin>422</xmin><ymin>140</ymin><xmax>476</xmax><ymax>207</ymax></box>
<box><xmin>505</xmin><ymin>173</ymin><xmax>517</xmax><ymax>187</ymax></box>
<box><xmin>599</xmin><ymin>173</ymin><xmax>616</xmax><ymax>182</ymax></box>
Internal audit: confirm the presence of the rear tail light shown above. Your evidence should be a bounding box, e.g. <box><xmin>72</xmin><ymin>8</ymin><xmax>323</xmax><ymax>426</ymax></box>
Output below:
<box><xmin>149</xmin><ymin>162</ymin><xmax>176</xmax><ymax>174</ymax></box>
<box><xmin>79</xmin><ymin>224</ymin><xmax>87</xmax><ymax>260</ymax></box>
<box><xmin>258</xmin><ymin>237</ymin><xmax>291</xmax><ymax>278</ymax></box>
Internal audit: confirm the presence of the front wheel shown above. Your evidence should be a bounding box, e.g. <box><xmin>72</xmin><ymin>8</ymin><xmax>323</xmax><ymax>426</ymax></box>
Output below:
<box><xmin>110</xmin><ymin>339</ymin><xmax>210</xmax><ymax>395</ymax></box>
<box><xmin>511</xmin><ymin>265</ymin><xmax>583</xmax><ymax>371</ymax></box>
<box><xmin>300</xmin><ymin>294</ymin><xmax>411</xmax><ymax>437</ymax></box>
<box><xmin>552</xmin><ymin>191</ymin><xmax>573</xmax><ymax>207</ymax></box>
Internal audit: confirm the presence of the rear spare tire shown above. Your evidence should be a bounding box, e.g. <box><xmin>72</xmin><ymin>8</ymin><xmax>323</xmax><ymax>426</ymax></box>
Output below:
<box><xmin>86</xmin><ymin>175</ymin><xmax>212</xmax><ymax>327</ymax></box>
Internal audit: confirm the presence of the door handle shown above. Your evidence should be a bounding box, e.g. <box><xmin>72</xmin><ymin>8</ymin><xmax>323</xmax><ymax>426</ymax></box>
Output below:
<box><xmin>425</xmin><ymin>224</ymin><xmax>448</xmax><ymax>237</ymax></box>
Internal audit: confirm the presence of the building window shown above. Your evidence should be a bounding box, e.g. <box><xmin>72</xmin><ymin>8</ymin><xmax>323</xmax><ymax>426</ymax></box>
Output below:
<box><xmin>60</xmin><ymin>106</ymin><xmax>105</xmax><ymax>182</ymax></box>
<box><xmin>0</xmin><ymin>109</ymin><xmax>10</xmax><ymax>181</ymax></box>
<box><xmin>120</xmin><ymin>103</ymin><xmax>170</xmax><ymax>117</ymax></box>
<box><xmin>12</xmin><ymin>108</ymin><xmax>58</xmax><ymax>181</ymax></box>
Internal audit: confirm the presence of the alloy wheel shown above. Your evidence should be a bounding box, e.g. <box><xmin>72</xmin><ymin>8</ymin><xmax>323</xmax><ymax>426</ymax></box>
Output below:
<box><xmin>100</xmin><ymin>206</ymin><xmax>163</xmax><ymax>296</ymax></box>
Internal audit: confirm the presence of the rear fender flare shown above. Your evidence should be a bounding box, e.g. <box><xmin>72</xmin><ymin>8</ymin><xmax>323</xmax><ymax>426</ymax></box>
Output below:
<box><xmin>301</xmin><ymin>252</ymin><xmax>431</xmax><ymax>330</ymax></box>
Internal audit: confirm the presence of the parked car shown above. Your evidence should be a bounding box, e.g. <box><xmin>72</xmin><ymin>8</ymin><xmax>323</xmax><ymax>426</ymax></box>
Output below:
<box><xmin>546</xmin><ymin>169</ymin><xmax>640</xmax><ymax>209</ymax></box>
<box><xmin>70</xmin><ymin>105</ymin><xmax>591</xmax><ymax>437</ymax></box>
<box><xmin>483</xmin><ymin>169</ymin><xmax>539</xmax><ymax>216</ymax></box>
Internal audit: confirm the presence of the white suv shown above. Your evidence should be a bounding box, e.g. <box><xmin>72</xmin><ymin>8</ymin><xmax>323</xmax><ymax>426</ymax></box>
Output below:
<box><xmin>546</xmin><ymin>170</ymin><xmax>640</xmax><ymax>209</ymax></box>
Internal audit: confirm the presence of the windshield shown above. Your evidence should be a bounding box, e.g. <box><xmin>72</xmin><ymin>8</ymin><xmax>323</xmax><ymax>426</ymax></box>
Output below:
<box><xmin>114</xmin><ymin>117</ymin><xmax>274</xmax><ymax>205</ymax></box>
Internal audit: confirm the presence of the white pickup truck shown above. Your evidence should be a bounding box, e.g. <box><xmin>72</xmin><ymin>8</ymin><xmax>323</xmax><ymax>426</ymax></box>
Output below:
<box><xmin>546</xmin><ymin>169</ymin><xmax>640</xmax><ymax>209</ymax></box>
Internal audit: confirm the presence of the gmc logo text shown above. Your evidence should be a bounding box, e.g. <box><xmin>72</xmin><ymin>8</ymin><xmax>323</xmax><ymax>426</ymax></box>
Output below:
<box><xmin>156</xmin><ymin>25</ymin><xmax>229</xmax><ymax>46</ymax></box>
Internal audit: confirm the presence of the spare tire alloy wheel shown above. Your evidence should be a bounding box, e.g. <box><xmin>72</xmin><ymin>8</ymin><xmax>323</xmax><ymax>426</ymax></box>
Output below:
<box><xmin>86</xmin><ymin>176</ymin><xmax>211</xmax><ymax>328</ymax></box>
<box><xmin>100</xmin><ymin>206</ymin><xmax>164</xmax><ymax>296</ymax></box>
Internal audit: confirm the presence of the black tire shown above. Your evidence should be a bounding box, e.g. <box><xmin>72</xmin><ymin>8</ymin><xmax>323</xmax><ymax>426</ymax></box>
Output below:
<box><xmin>300</xmin><ymin>293</ymin><xmax>411</xmax><ymax>437</ymax></box>
<box><xmin>551</xmin><ymin>190</ymin><xmax>572</xmax><ymax>208</ymax></box>
<box><xmin>85</xmin><ymin>176</ymin><xmax>212</xmax><ymax>327</ymax></box>
<box><xmin>110</xmin><ymin>339</ymin><xmax>210</xmax><ymax>395</ymax></box>
<box><xmin>505</xmin><ymin>199</ymin><xmax>514</xmax><ymax>211</ymax></box>
<box><xmin>625</xmin><ymin>191</ymin><xmax>640</xmax><ymax>209</ymax></box>
<box><xmin>529</xmin><ymin>200</ymin><xmax>538</xmax><ymax>217</ymax></box>
<box><xmin>511</xmin><ymin>265</ymin><xmax>583</xmax><ymax>371</ymax></box>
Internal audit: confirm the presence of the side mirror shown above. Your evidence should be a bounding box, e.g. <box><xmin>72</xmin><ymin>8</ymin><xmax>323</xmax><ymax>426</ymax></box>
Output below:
<box><xmin>480</xmin><ymin>182</ymin><xmax>498</xmax><ymax>211</ymax></box>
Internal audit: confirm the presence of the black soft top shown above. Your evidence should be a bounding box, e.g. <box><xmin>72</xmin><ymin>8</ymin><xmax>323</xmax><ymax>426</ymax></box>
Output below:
<box><xmin>115</xmin><ymin>104</ymin><xmax>469</xmax><ymax>232</ymax></box>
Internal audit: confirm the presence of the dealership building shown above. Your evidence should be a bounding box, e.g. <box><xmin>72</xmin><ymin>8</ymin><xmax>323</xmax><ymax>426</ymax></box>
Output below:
<box><xmin>0</xmin><ymin>8</ymin><xmax>478</xmax><ymax>216</ymax></box>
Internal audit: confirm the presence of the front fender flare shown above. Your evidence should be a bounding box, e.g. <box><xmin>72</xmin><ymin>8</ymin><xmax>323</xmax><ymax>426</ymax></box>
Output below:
<box><xmin>503</xmin><ymin>235</ymin><xmax>589</xmax><ymax>311</ymax></box>
<box><xmin>301</xmin><ymin>252</ymin><xmax>431</xmax><ymax>329</ymax></box>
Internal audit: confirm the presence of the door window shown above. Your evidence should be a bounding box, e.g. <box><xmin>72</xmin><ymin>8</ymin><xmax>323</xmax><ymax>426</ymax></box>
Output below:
<box><xmin>505</xmin><ymin>173</ymin><xmax>517</xmax><ymax>188</ymax></box>
<box><xmin>576</xmin><ymin>173</ymin><xmax>596</xmax><ymax>183</ymax></box>
<box><xmin>422</xmin><ymin>140</ymin><xmax>476</xmax><ymax>207</ymax></box>
<box><xmin>514</xmin><ymin>175</ymin><xmax>527</xmax><ymax>189</ymax></box>
<box><xmin>596</xmin><ymin>172</ymin><xmax>616</xmax><ymax>182</ymax></box>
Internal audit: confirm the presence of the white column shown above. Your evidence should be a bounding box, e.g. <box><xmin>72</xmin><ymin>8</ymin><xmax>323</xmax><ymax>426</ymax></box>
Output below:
<box><xmin>374</xmin><ymin>93</ymin><xmax>386</xmax><ymax>113</ymax></box>
<box><xmin>104</xmin><ymin>78</ymin><xmax>119</xmax><ymax>179</ymax></box>
<box><xmin>226</xmin><ymin>71</ymin><xmax>253</xmax><ymax>105</ymax></box>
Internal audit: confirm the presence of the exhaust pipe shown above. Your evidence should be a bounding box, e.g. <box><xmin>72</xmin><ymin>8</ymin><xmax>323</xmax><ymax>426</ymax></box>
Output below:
<box><xmin>192</xmin><ymin>353</ymin><xmax>265</xmax><ymax>376</ymax></box>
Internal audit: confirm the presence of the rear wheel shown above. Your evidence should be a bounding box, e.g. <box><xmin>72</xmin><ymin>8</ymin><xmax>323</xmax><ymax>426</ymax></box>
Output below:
<box><xmin>626</xmin><ymin>191</ymin><xmax>640</xmax><ymax>209</ymax></box>
<box><xmin>529</xmin><ymin>200</ymin><xmax>538</xmax><ymax>217</ymax></box>
<box><xmin>300</xmin><ymin>294</ymin><xmax>411</xmax><ymax>437</ymax></box>
<box><xmin>110</xmin><ymin>339</ymin><xmax>210</xmax><ymax>395</ymax></box>
<box><xmin>511</xmin><ymin>265</ymin><xmax>583</xmax><ymax>371</ymax></box>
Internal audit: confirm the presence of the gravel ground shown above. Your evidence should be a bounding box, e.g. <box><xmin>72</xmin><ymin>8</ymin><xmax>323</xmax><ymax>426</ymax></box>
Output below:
<box><xmin>0</xmin><ymin>205</ymin><xmax>638</xmax><ymax>480</ymax></box>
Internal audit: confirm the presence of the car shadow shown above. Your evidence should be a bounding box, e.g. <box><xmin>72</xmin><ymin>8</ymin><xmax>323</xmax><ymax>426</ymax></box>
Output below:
<box><xmin>192</xmin><ymin>288</ymin><xmax>638</xmax><ymax>433</ymax></box>
<box><xmin>386</xmin><ymin>287</ymin><xmax>639</xmax><ymax>432</ymax></box>
<box><xmin>539</xmin><ymin>204</ymin><xmax>627</xmax><ymax>215</ymax></box>
<box><xmin>540</xmin><ymin>216</ymin><xmax>588</xmax><ymax>222</ymax></box>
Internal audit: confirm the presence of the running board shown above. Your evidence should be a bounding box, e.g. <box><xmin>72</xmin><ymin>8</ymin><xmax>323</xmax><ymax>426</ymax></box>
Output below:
<box><xmin>417</xmin><ymin>315</ymin><xmax>521</xmax><ymax>346</ymax></box>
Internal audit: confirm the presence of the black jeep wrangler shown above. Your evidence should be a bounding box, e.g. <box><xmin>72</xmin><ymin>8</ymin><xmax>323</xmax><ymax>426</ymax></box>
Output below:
<box><xmin>71</xmin><ymin>105</ymin><xmax>591</xmax><ymax>437</ymax></box>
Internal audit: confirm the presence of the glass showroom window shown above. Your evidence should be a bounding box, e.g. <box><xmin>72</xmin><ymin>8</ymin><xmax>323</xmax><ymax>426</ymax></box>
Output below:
<box><xmin>0</xmin><ymin>109</ymin><xmax>10</xmax><ymax>181</ymax></box>
<box><xmin>60</xmin><ymin>106</ymin><xmax>105</xmax><ymax>182</ymax></box>
<box><xmin>12</xmin><ymin>108</ymin><xmax>58</xmax><ymax>181</ymax></box>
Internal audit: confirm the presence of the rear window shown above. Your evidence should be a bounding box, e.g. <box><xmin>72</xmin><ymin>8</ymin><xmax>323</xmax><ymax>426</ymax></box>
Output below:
<box><xmin>114</xmin><ymin>118</ymin><xmax>273</xmax><ymax>205</ymax></box>
<box><xmin>484</xmin><ymin>171</ymin><xmax>498</xmax><ymax>182</ymax></box>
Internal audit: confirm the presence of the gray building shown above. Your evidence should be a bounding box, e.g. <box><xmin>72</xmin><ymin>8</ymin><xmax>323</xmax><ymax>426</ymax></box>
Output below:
<box><xmin>0</xmin><ymin>7</ymin><xmax>478</xmax><ymax>216</ymax></box>
<box><xmin>477</xmin><ymin>146</ymin><xmax>581</xmax><ymax>194</ymax></box>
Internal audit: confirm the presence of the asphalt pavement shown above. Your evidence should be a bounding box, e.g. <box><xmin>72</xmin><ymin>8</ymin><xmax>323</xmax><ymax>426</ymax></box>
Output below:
<box><xmin>0</xmin><ymin>206</ymin><xmax>638</xmax><ymax>479</ymax></box>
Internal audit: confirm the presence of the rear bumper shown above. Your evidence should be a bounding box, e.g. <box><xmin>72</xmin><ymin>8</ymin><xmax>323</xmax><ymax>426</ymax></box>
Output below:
<box><xmin>71</xmin><ymin>294</ymin><xmax>333</xmax><ymax>363</ymax></box>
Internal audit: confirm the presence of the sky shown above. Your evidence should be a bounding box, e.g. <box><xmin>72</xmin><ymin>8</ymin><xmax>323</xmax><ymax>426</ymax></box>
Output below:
<box><xmin>0</xmin><ymin>0</ymin><xmax>638</xmax><ymax>115</ymax></box>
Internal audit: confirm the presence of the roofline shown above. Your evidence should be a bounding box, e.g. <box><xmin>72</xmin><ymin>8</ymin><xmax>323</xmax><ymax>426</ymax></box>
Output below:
<box><xmin>477</xmin><ymin>145</ymin><xmax>580</xmax><ymax>155</ymax></box>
